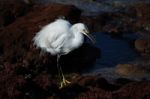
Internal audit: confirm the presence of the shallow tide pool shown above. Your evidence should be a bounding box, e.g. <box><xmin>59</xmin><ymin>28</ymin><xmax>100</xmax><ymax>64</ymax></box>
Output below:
<box><xmin>85</xmin><ymin>32</ymin><xmax>139</xmax><ymax>76</ymax></box>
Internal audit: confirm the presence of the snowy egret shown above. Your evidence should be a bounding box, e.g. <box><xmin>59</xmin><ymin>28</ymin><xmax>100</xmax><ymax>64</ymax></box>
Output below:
<box><xmin>33</xmin><ymin>19</ymin><xmax>95</xmax><ymax>88</ymax></box>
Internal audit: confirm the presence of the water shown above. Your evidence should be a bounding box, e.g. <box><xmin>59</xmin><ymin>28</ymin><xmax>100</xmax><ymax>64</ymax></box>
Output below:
<box><xmin>86</xmin><ymin>32</ymin><xmax>139</xmax><ymax>75</ymax></box>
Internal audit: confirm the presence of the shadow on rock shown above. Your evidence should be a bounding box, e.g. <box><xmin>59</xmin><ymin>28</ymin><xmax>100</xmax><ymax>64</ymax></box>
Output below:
<box><xmin>58</xmin><ymin>43</ymin><xmax>100</xmax><ymax>73</ymax></box>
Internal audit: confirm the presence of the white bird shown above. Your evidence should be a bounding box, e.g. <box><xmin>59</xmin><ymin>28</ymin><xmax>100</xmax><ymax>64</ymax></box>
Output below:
<box><xmin>33</xmin><ymin>19</ymin><xmax>95</xmax><ymax>88</ymax></box>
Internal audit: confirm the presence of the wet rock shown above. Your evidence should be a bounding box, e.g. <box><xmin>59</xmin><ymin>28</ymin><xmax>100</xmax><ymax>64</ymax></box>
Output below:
<box><xmin>81</xmin><ymin>7</ymin><xmax>137</xmax><ymax>35</ymax></box>
<box><xmin>80</xmin><ymin>16</ymin><xmax>97</xmax><ymax>32</ymax></box>
<box><xmin>115</xmin><ymin>78</ymin><xmax>134</xmax><ymax>86</ymax></box>
<box><xmin>74</xmin><ymin>75</ymin><xmax>150</xmax><ymax>99</ymax></box>
<box><xmin>101</xmin><ymin>7</ymin><xmax>137</xmax><ymax>33</ymax></box>
<box><xmin>135</xmin><ymin>39</ymin><xmax>150</xmax><ymax>56</ymax></box>
<box><xmin>134</xmin><ymin>3</ymin><xmax>150</xmax><ymax>34</ymax></box>
<box><xmin>77</xmin><ymin>75</ymin><xmax>119</xmax><ymax>91</ymax></box>
<box><xmin>81</xmin><ymin>3</ymin><xmax>150</xmax><ymax>37</ymax></box>
<box><xmin>34</xmin><ymin>0</ymin><xmax>112</xmax><ymax>16</ymax></box>
<box><xmin>115</xmin><ymin>64</ymin><xmax>149</xmax><ymax>77</ymax></box>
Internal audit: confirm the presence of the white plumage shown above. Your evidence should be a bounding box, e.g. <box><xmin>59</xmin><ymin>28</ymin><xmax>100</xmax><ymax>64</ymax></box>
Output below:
<box><xmin>33</xmin><ymin>19</ymin><xmax>95</xmax><ymax>88</ymax></box>
<box><xmin>33</xmin><ymin>19</ymin><xmax>94</xmax><ymax>55</ymax></box>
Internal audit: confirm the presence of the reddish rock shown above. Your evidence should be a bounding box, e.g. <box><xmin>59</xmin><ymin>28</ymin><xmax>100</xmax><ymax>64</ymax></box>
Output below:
<box><xmin>135</xmin><ymin>39</ymin><xmax>150</xmax><ymax>56</ymax></box>
<box><xmin>0</xmin><ymin>4</ymin><xmax>81</xmax><ymax>99</ymax></box>
<box><xmin>80</xmin><ymin>16</ymin><xmax>98</xmax><ymax>32</ymax></box>
<box><xmin>72</xmin><ymin>76</ymin><xmax>150</xmax><ymax>99</ymax></box>
<box><xmin>0</xmin><ymin>63</ymin><xmax>26</xmax><ymax>99</ymax></box>
<box><xmin>112</xmin><ymin>81</ymin><xmax>150</xmax><ymax>99</ymax></box>
<box><xmin>76</xmin><ymin>87</ymin><xmax>112</xmax><ymax>99</ymax></box>
<box><xmin>75</xmin><ymin>75</ymin><xmax>119</xmax><ymax>91</ymax></box>
<box><xmin>81</xmin><ymin>7</ymin><xmax>137</xmax><ymax>35</ymax></box>
<box><xmin>33</xmin><ymin>73</ymin><xmax>52</xmax><ymax>90</ymax></box>
<box><xmin>103</xmin><ymin>8</ymin><xmax>137</xmax><ymax>33</ymax></box>
<box><xmin>0</xmin><ymin>0</ymin><xmax>31</xmax><ymax>27</ymax></box>
<box><xmin>81</xmin><ymin>3</ymin><xmax>150</xmax><ymax>36</ymax></box>
<box><xmin>134</xmin><ymin>3</ymin><xmax>150</xmax><ymax>34</ymax></box>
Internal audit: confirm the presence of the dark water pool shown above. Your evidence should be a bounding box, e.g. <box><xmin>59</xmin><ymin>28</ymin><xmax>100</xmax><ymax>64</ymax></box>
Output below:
<box><xmin>85</xmin><ymin>32</ymin><xmax>139</xmax><ymax>74</ymax></box>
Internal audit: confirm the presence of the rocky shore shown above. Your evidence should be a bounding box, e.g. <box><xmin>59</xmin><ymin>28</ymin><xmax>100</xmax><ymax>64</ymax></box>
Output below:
<box><xmin>0</xmin><ymin>0</ymin><xmax>150</xmax><ymax>99</ymax></box>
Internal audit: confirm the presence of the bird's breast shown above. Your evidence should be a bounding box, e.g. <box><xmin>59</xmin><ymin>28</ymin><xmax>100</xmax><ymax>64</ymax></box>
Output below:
<box><xmin>70</xmin><ymin>33</ymin><xmax>84</xmax><ymax>49</ymax></box>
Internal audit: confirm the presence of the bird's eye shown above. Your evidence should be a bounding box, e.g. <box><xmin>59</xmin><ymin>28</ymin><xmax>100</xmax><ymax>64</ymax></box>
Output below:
<box><xmin>83</xmin><ymin>29</ymin><xmax>86</xmax><ymax>32</ymax></box>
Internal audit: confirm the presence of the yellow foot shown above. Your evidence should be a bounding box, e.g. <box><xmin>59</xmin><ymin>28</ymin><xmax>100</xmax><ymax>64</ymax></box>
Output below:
<box><xmin>59</xmin><ymin>78</ymin><xmax>71</xmax><ymax>89</ymax></box>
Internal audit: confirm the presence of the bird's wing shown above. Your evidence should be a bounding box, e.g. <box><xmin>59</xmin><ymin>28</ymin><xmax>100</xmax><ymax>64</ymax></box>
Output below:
<box><xmin>46</xmin><ymin>31</ymin><xmax>72</xmax><ymax>55</ymax></box>
<box><xmin>46</xmin><ymin>19</ymin><xmax>71</xmax><ymax>47</ymax></box>
<box><xmin>49</xmin><ymin>32</ymin><xmax>67</xmax><ymax>49</ymax></box>
<box><xmin>33</xmin><ymin>19</ymin><xmax>72</xmax><ymax>55</ymax></box>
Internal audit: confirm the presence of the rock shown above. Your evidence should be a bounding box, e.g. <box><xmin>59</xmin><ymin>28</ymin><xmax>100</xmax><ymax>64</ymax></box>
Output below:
<box><xmin>80</xmin><ymin>16</ymin><xmax>97</xmax><ymax>32</ymax></box>
<box><xmin>115</xmin><ymin>64</ymin><xmax>149</xmax><ymax>77</ymax></box>
<box><xmin>60</xmin><ymin>43</ymin><xmax>100</xmax><ymax>73</ymax></box>
<box><xmin>135</xmin><ymin>39</ymin><xmax>150</xmax><ymax>56</ymax></box>
<box><xmin>0</xmin><ymin>0</ymin><xmax>32</xmax><ymax>27</ymax></box>
<box><xmin>75</xmin><ymin>87</ymin><xmax>113</xmax><ymax>99</ymax></box>
<box><xmin>101</xmin><ymin>7</ymin><xmax>137</xmax><ymax>33</ymax></box>
<box><xmin>57</xmin><ymin>75</ymin><xmax>119</xmax><ymax>99</ymax></box>
<box><xmin>115</xmin><ymin>78</ymin><xmax>134</xmax><ymax>86</ymax></box>
<box><xmin>134</xmin><ymin>3</ymin><xmax>150</xmax><ymax>34</ymax></box>
<box><xmin>81</xmin><ymin>3</ymin><xmax>150</xmax><ymax>37</ymax></box>
<box><xmin>80</xmin><ymin>7</ymin><xmax>137</xmax><ymax>35</ymax></box>
<box><xmin>34</xmin><ymin>0</ymin><xmax>110</xmax><ymax>16</ymax></box>
<box><xmin>72</xmin><ymin>76</ymin><xmax>150</xmax><ymax>99</ymax></box>
<box><xmin>0</xmin><ymin>63</ymin><xmax>26</xmax><ymax>99</ymax></box>
<box><xmin>112</xmin><ymin>81</ymin><xmax>150</xmax><ymax>99</ymax></box>
<box><xmin>33</xmin><ymin>73</ymin><xmax>54</xmax><ymax>90</ymax></box>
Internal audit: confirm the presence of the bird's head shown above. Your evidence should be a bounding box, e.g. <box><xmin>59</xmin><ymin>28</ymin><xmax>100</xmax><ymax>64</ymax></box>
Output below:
<box><xmin>72</xmin><ymin>23</ymin><xmax>96</xmax><ymax>44</ymax></box>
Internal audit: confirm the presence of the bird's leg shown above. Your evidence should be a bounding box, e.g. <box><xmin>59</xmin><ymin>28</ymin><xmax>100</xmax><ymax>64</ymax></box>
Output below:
<box><xmin>57</xmin><ymin>55</ymin><xmax>61</xmax><ymax>81</ymax></box>
<box><xmin>57</xmin><ymin>55</ymin><xmax>71</xmax><ymax>88</ymax></box>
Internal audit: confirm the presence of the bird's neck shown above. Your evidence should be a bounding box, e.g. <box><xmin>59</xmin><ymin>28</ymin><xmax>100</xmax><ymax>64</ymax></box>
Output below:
<box><xmin>71</xmin><ymin>30</ymin><xmax>84</xmax><ymax>49</ymax></box>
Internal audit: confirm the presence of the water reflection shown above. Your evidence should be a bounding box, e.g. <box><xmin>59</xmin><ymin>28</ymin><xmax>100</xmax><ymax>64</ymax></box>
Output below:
<box><xmin>60</xmin><ymin>43</ymin><xmax>100</xmax><ymax>73</ymax></box>
<box><xmin>86</xmin><ymin>32</ymin><xmax>138</xmax><ymax>73</ymax></box>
